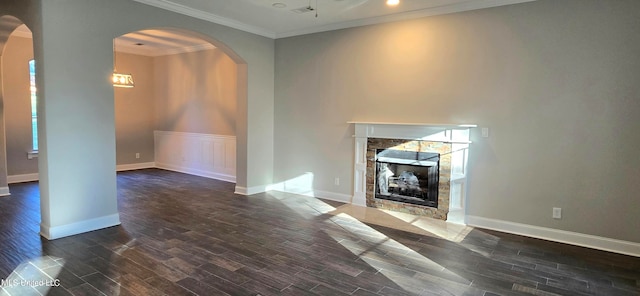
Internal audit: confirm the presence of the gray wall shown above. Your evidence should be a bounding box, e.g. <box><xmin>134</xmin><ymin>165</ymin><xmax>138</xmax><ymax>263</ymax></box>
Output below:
<box><xmin>1</xmin><ymin>39</ymin><xmax>158</xmax><ymax>171</ymax></box>
<box><xmin>154</xmin><ymin>48</ymin><xmax>237</xmax><ymax>136</ymax></box>
<box><xmin>114</xmin><ymin>51</ymin><xmax>155</xmax><ymax>165</ymax></box>
<box><xmin>274</xmin><ymin>0</ymin><xmax>640</xmax><ymax>242</ymax></box>
<box><xmin>2</xmin><ymin>35</ymin><xmax>37</xmax><ymax>175</ymax></box>
<box><xmin>2</xmin><ymin>39</ymin><xmax>238</xmax><ymax>172</ymax></box>
<box><xmin>1</xmin><ymin>0</ymin><xmax>274</xmax><ymax>238</ymax></box>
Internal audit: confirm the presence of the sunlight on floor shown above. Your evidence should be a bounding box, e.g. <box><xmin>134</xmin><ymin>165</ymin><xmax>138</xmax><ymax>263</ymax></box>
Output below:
<box><xmin>330</xmin><ymin>204</ymin><xmax>473</xmax><ymax>243</ymax></box>
<box><xmin>325</xmin><ymin>213</ymin><xmax>471</xmax><ymax>294</ymax></box>
<box><xmin>265</xmin><ymin>188</ymin><xmax>500</xmax><ymax>294</ymax></box>
<box><xmin>1</xmin><ymin>256</ymin><xmax>65</xmax><ymax>295</ymax></box>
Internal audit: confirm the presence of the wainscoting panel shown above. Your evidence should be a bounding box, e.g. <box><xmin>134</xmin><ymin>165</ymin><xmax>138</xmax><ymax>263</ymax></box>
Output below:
<box><xmin>154</xmin><ymin>131</ymin><xmax>236</xmax><ymax>183</ymax></box>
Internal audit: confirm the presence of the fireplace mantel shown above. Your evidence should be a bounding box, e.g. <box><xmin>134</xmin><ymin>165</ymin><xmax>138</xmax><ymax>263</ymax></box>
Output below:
<box><xmin>348</xmin><ymin>121</ymin><xmax>476</xmax><ymax>143</ymax></box>
<box><xmin>348</xmin><ymin>121</ymin><xmax>474</xmax><ymax>223</ymax></box>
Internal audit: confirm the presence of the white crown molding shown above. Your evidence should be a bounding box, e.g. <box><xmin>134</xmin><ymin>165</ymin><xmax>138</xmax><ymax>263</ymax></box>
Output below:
<box><xmin>131</xmin><ymin>0</ymin><xmax>276</xmax><ymax>38</ymax></box>
<box><xmin>467</xmin><ymin>215</ymin><xmax>640</xmax><ymax>257</ymax></box>
<box><xmin>276</xmin><ymin>0</ymin><xmax>537</xmax><ymax>38</ymax></box>
<box><xmin>116</xmin><ymin>42</ymin><xmax>216</xmax><ymax>57</ymax></box>
<box><xmin>132</xmin><ymin>0</ymin><xmax>536</xmax><ymax>39</ymax></box>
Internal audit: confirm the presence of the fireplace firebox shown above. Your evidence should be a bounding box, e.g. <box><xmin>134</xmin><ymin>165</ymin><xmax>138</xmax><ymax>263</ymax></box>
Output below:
<box><xmin>374</xmin><ymin>149</ymin><xmax>439</xmax><ymax>208</ymax></box>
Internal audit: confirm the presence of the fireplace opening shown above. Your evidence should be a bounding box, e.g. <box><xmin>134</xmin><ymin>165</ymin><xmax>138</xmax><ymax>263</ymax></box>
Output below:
<box><xmin>375</xmin><ymin>149</ymin><xmax>439</xmax><ymax>208</ymax></box>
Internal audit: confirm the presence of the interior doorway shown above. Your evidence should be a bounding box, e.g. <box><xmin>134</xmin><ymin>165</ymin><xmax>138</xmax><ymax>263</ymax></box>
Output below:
<box><xmin>113</xmin><ymin>28</ymin><xmax>240</xmax><ymax>184</ymax></box>
<box><xmin>0</xmin><ymin>17</ymin><xmax>39</xmax><ymax>191</ymax></box>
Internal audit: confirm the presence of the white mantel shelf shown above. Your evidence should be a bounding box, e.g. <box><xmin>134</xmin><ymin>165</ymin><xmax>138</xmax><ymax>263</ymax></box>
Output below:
<box><xmin>347</xmin><ymin>121</ymin><xmax>477</xmax><ymax>128</ymax></box>
<box><xmin>348</xmin><ymin>121</ymin><xmax>477</xmax><ymax>143</ymax></box>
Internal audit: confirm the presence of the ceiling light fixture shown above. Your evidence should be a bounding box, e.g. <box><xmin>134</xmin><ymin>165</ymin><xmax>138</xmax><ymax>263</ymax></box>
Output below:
<box><xmin>272</xmin><ymin>3</ymin><xmax>287</xmax><ymax>8</ymax></box>
<box><xmin>112</xmin><ymin>41</ymin><xmax>135</xmax><ymax>88</ymax></box>
<box><xmin>386</xmin><ymin>0</ymin><xmax>400</xmax><ymax>6</ymax></box>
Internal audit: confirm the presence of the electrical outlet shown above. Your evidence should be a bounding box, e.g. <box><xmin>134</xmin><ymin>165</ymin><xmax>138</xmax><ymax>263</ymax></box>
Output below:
<box><xmin>481</xmin><ymin>127</ymin><xmax>489</xmax><ymax>138</ymax></box>
<box><xmin>135</xmin><ymin>153</ymin><xmax>140</xmax><ymax>159</ymax></box>
<box><xmin>334</xmin><ymin>177</ymin><xmax>340</xmax><ymax>186</ymax></box>
<box><xmin>552</xmin><ymin>207</ymin><xmax>562</xmax><ymax>219</ymax></box>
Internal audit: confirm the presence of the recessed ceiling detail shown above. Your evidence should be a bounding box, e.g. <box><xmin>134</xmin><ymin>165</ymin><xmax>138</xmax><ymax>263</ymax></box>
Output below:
<box><xmin>115</xmin><ymin>29</ymin><xmax>215</xmax><ymax>57</ymax></box>
<box><xmin>132</xmin><ymin>0</ymin><xmax>537</xmax><ymax>38</ymax></box>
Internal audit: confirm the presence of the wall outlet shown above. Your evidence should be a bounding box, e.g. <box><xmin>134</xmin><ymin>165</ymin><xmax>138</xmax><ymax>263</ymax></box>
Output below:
<box><xmin>481</xmin><ymin>127</ymin><xmax>489</xmax><ymax>138</ymax></box>
<box><xmin>552</xmin><ymin>207</ymin><xmax>562</xmax><ymax>219</ymax></box>
<box><xmin>334</xmin><ymin>177</ymin><xmax>340</xmax><ymax>186</ymax></box>
<box><xmin>135</xmin><ymin>153</ymin><xmax>140</xmax><ymax>159</ymax></box>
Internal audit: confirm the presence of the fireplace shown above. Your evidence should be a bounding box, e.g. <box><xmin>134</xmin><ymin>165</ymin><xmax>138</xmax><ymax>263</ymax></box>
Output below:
<box><xmin>350</xmin><ymin>121</ymin><xmax>473</xmax><ymax>221</ymax></box>
<box><xmin>375</xmin><ymin>149</ymin><xmax>439</xmax><ymax>208</ymax></box>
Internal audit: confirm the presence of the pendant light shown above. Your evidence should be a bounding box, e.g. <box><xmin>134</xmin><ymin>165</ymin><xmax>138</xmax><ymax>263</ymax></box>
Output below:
<box><xmin>112</xmin><ymin>40</ymin><xmax>134</xmax><ymax>88</ymax></box>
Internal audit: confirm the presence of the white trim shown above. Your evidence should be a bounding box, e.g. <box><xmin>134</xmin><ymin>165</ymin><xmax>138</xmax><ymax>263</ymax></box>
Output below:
<box><xmin>155</xmin><ymin>162</ymin><xmax>235</xmax><ymax>183</ymax></box>
<box><xmin>466</xmin><ymin>216</ymin><xmax>640</xmax><ymax>257</ymax></box>
<box><xmin>40</xmin><ymin>214</ymin><xmax>121</xmax><ymax>240</ymax></box>
<box><xmin>8</xmin><ymin>164</ymin><xmax>157</xmax><ymax>183</ymax></box>
<box><xmin>234</xmin><ymin>185</ymin><xmax>268</xmax><ymax>195</ymax></box>
<box><xmin>0</xmin><ymin>187</ymin><xmax>10</xmax><ymax>196</ymax></box>
<box><xmin>271</xmin><ymin>187</ymin><xmax>351</xmax><ymax>204</ymax></box>
<box><xmin>27</xmin><ymin>150</ymin><xmax>39</xmax><ymax>159</ymax></box>
<box><xmin>131</xmin><ymin>0</ymin><xmax>276</xmax><ymax>38</ymax></box>
<box><xmin>266</xmin><ymin>182</ymin><xmax>352</xmax><ymax>204</ymax></box>
<box><xmin>312</xmin><ymin>190</ymin><xmax>352</xmax><ymax>204</ymax></box>
<box><xmin>8</xmin><ymin>173</ymin><xmax>39</xmax><ymax>184</ymax></box>
<box><xmin>234</xmin><ymin>186</ymin><xmax>248</xmax><ymax>195</ymax></box>
<box><xmin>116</xmin><ymin>162</ymin><xmax>156</xmax><ymax>172</ymax></box>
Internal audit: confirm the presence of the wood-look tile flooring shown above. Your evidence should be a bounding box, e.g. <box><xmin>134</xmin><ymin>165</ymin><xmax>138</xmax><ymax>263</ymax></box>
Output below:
<box><xmin>0</xmin><ymin>169</ymin><xmax>638</xmax><ymax>296</ymax></box>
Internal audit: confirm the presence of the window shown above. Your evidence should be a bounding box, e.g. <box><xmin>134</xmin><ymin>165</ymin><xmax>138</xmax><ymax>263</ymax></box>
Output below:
<box><xmin>29</xmin><ymin>59</ymin><xmax>37</xmax><ymax>151</ymax></box>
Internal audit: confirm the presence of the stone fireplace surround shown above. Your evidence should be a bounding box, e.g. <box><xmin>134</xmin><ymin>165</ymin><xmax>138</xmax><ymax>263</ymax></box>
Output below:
<box><xmin>350</xmin><ymin>122</ymin><xmax>474</xmax><ymax>222</ymax></box>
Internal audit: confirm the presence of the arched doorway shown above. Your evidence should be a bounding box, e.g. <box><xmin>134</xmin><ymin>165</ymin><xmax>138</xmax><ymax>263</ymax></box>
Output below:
<box><xmin>113</xmin><ymin>28</ymin><xmax>240</xmax><ymax>183</ymax></box>
<box><xmin>1</xmin><ymin>0</ymin><xmax>273</xmax><ymax>240</ymax></box>
<box><xmin>0</xmin><ymin>16</ymin><xmax>37</xmax><ymax>195</ymax></box>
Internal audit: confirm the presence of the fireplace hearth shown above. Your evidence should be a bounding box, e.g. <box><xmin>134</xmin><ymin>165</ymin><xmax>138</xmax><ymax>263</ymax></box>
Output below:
<box><xmin>375</xmin><ymin>149</ymin><xmax>439</xmax><ymax>208</ymax></box>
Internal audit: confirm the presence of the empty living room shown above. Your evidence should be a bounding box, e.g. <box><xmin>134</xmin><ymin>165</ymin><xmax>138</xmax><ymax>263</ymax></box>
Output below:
<box><xmin>0</xmin><ymin>0</ymin><xmax>638</xmax><ymax>295</ymax></box>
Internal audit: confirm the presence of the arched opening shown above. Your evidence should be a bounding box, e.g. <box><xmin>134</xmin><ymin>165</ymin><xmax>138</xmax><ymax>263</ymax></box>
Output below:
<box><xmin>113</xmin><ymin>27</ymin><xmax>244</xmax><ymax>186</ymax></box>
<box><xmin>0</xmin><ymin>15</ymin><xmax>38</xmax><ymax>193</ymax></box>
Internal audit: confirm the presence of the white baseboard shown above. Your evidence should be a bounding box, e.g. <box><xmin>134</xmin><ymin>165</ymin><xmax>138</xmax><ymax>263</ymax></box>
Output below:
<box><xmin>40</xmin><ymin>213</ymin><xmax>121</xmax><ymax>240</ymax></box>
<box><xmin>116</xmin><ymin>162</ymin><xmax>156</xmax><ymax>172</ymax></box>
<box><xmin>8</xmin><ymin>173</ymin><xmax>39</xmax><ymax>184</ymax></box>
<box><xmin>155</xmin><ymin>162</ymin><xmax>236</xmax><ymax>183</ymax></box>
<box><xmin>0</xmin><ymin>187</ymin><xmax>10</xmax><ymax>196</ymax></box>
<box><xmin>265</xmin><ymin>181</ymin><xmax>352</xmax><ymax>204</ymax></box>
<box><xmin>8</xmin><ymin>163</ymin><xmax>157</xmax><ymax>183</ymax></box>
<box><xmin>234</xmin><ymin>185</ymin><xmax>268</xmax><ymax>195</ymax></box>
<box><xmin>466</xmin><ymin>215</ymin><xmax>640</xmax><ymax>257</ymax></box>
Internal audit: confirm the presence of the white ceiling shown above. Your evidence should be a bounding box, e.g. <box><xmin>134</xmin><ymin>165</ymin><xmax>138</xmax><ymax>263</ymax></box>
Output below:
<box><xmin>115</xmin><ymin>29</ymin><xmax>215</xmax><ymax>56</ymax></box>
<box><xmin>132</xmin><ymin>0</ymin><xmax>537</xmax><ymax>38</ymax></box>
<box><xmin>9</xmin><ymin>0</ymin><xmax>537</xmax><ymax>56</ymax></box>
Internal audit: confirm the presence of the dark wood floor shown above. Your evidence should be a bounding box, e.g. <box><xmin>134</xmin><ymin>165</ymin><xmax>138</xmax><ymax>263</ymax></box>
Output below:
<box><xmin>0</xmin><ymin>169</ymin><xmax>638</xmax><ymax>296</ymax></box>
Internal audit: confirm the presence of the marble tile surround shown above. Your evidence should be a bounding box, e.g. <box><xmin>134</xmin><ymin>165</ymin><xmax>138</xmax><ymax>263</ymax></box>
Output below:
<box><xmin>366</xmin><ymin>138</ymin><xmax>452</xmax><ymax>220</ymax></box>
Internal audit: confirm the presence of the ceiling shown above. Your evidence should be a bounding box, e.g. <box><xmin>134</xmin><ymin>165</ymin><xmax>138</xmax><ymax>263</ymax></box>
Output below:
<box><xmin>8</xmin><ymin>0</ymin><xmax>537</xmax><ymax>56</ymax></box>
<box><xmin>132</xmin><ymin>0</ymin><xmax>537</xmax><ymax>38</ymax></box>
<box><xmin>11</xmin><ymin>25</ymin><xmax>214</xmax><ymax>57</ymax></box>
<box><xmin>115</xmin><ymin>30</ymin><xmax>215</xmax><ymax>56</ymax></box>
